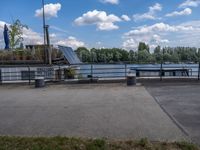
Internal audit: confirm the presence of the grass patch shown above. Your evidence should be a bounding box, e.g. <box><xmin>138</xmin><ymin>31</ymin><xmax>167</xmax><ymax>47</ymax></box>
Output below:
<box><xmin>0</xmin><ymin>136</ymin><xmax>199</xmax><ymax>150</ymax></box>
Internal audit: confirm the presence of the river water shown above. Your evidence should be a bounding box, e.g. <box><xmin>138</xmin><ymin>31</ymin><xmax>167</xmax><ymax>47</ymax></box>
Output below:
<box><xmin>78</xmin><ymin>64</ymin><xmax>200</xmax><ymax>78</ymax></box>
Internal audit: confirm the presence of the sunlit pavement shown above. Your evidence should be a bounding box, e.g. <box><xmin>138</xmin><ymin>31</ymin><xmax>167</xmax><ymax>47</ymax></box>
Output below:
<box><xmin>0</xmin><ymin>83</ymin><xmax>186</xmax><ymax>142</ymax></box>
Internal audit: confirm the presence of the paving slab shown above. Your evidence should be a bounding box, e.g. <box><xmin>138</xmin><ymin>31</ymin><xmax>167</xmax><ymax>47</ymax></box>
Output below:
<box><xmin>0</xmin><ymin>84</ymin><xmax>186</xmax><ymax>141</ymax></box>
<box><xmin>146</xmin><ymin>84</ymin><xmax>200</xmax><ymax>144</ymax></box>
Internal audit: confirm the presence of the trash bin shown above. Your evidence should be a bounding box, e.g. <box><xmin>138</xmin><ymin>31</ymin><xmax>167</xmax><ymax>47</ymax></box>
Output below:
<box><xmin>127</xmin><ymin>73</ymin><xmax>136</xmax><ymax>86</ymax></box>
<box><xmin>35</xmin><ymin>77</ymin><xmax>45</xmax><ymax>88</ymax></box>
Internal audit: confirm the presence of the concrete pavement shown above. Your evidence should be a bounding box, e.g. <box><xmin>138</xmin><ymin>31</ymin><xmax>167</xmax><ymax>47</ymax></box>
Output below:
<box><xmin>0</xmin><ymin>84</ymin><xmax>186</xmax><ymax>141</ymax></box>
<box><xmin>146</xmin><ymin>84</ymin><xmax>200</xmax><ymax>145</ymax></box>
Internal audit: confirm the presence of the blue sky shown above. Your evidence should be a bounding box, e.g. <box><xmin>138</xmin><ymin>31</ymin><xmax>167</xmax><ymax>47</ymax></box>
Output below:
<box><xmin>0</xmin><ymin>0</ymin><xmax>200</xmax><ymax>50</ymax></box>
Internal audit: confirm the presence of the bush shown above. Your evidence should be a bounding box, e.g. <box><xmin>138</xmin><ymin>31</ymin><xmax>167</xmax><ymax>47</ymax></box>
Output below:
<box><xmin>64</xmin><ymin>68</ymin><xmax>76</xmax><ymax>79</ymax></box>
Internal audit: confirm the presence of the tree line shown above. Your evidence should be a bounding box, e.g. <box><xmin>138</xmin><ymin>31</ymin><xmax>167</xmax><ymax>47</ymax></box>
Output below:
<box><xmin>75</xmin><ymin>42</ymin><xmax>200</xmax><ymax>64</ymax></box>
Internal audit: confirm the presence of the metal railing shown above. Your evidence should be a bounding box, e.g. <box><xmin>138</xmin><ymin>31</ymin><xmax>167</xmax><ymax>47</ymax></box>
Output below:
<box><xmin>0</xmin><ymin>63</ymin><xmax>200</xmax><ymax>84</ymax></box>
<box><xmin>73</xmin><ymin>64</ymin><xmax>128</xmax><ymax>79</ymax></box>
<box><xmin>0</xmin><ymin>65</ymin><xmax>57</xmax><ymax>84</ymax></box>
<box><xmin>74</xmin><ymin>64</ymin><xmax>197</xmax><ymax>77</ymax></box>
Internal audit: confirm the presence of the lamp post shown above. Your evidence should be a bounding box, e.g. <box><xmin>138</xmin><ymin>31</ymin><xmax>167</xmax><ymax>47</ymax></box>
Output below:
<box><xmin>42</xmin><ymin>0</ymin><xmax>51</xmax><ymax>64</ymax></box>
<box><xmin>42</xmin><ymin>0</ymin><xmax>46</xmax><ymax>64</ymax></box>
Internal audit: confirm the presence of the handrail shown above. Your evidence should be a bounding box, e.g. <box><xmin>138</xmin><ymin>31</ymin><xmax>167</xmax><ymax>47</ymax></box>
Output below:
<box><xmin>0</xmin><ymin>63</ymin><xmax>200</xmax><ymax>84</ymax></box>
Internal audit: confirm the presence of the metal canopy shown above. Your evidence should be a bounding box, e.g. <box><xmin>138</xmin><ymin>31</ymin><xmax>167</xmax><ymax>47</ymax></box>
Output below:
<box><xmin>58</xmin><ymin>46</ymin><xmax>82</xmax><ymax>64</ymax></box>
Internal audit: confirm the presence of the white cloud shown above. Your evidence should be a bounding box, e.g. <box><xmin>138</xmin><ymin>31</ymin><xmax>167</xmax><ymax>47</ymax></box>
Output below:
<box><xmin>166</xmin><ymin>8</ymin><xmax>192</xmax><ymax>17</ymax></box>
<box><xmin>122</xmin><ymin>22</ymin><xmax>200</xmax><ymax>50</ymax></box>
<box><xmin>179</xmin><ymin>0</ymin><xmax>200</xmax><ymax>8</ymax></box>
<box><xmin>74</xmin><ymin>10</ymin><xmax>121</xmax><ymax>31</ymax></box>
<box><xmin>121</xmin><ymin>15</ymin><xmax>131</xmax><ymax>21</ymax></box>
<box><xmin>124</xmin><ymin>23</ymin><xmax>194</xmax><ymax>37</ymax></box>
<box><xmin>35</xmin><ymin>3</ymin><xmax>61</xmax><ymax>19</ymax></box>
<box><xmin>133</xmin><ymin>3</ymin><xmax>162</xmax><ymax>22</ymax></box>
<box><xmin>56</xmin><ymin>36</ymin><xmax>85</xmax><ymax>49</ymax></box>
<box><xmin>22</xmin><ymin>28</ymin><xmax>43</xmax><ymax>45</ymax></box>
<box><xmin>49</xmin><ymin>33</ymin><xmax>57</xmax><ymax>38</ymax></box>
<box><xmin>122</xmin><ymin>39</ymin><xmax>138</xmax><ymax>50</ymax></box>
<box><xmin>96</xmin><ymin>41</ymin><xmax>102</xmax><ymax>45</ymax></box>
<box><xmin>100</xmin><ymin>0</ymin><xmax>119</xmax><ymax>5</ymax></box>
<box><xmin>0</xmin><ymin>21</ymin><xmax>6</xmax><ymax>27</ymax></box>
<box><xmin>152</xmin><ymin>34</ymin><xmax>169</xmax><ymax>44</ymax></box>
<box><xmin>50</xmin><ymin>26</ymin><xmax>69</xmax><ymax>34</ymax></box>
<box><xmin>97</xmin><ymin>22</ymin><xmax>119</xmax><ymax>30</ymax></box>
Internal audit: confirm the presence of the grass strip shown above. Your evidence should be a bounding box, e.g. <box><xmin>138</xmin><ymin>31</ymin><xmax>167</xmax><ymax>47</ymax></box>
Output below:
<box><xmin>0</xmin><ymin>137</ymin><xmax>199</xmax><ymax>150</ymax></box>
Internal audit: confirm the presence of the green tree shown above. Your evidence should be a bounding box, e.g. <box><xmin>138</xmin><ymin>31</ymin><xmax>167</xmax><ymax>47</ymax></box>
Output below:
<box><xmin>75</xmin><ymin>45</ymin><xmax>200</xmax><ymax>64</ymax></box>
<box><xmin>138</xmin><ymin>42</ymin><xmax>150</xmax><ymax>53</ymax></box>
<box><xmin>113</xmin><ymin>50</ymin><xmax>122</xmax><ymax>62</ymax></box>
<box><xmin>138</xmin><ymin>50</ymin><xmax>151</xmax><ymax>63</ymax></box>
<box><xmin>76</xmin><ymin>47</ymin><xmax>91</xmax><ymax>62</ymax></box>
<box><xmin>128</xmin><ymin>50</ymin><xmax>136</xmax><ymax>63</ymax></box>
<box><xmin>163</xmin><ymin>53</ymin><xmax>171</xmax><ymax>62</ymax></box>
<box><xmin>90</xmin><ymin>48</ymin><xmax>98</xmax><ymax>63</ymax></box>
<box><xmin>9</xmin><ymin>19</ymin><xmax>28</xmax><ymax>49</ymax></box>
<box><xmin>121</xmin><ymin>49</ymin><xmax>129</xmax><ymax>62</ymax></box>
<box><xmin>171</xmin><ymin>53</ymin><xmax>179</xmax><ymax>63</ymax></box>
<box><xmin>197</xmin><ymin>48</ymin><xmax>200</xmax><ymax>62</ymax></box>
<box><xmin>149</xmin><ymin>54</ymin><xmax>156</xmax><ymax>63</ymax></box>
<box><xmin>154</xmin><ymin>46</ymin><xmax>162</xmax><ymax>63</ymax></box>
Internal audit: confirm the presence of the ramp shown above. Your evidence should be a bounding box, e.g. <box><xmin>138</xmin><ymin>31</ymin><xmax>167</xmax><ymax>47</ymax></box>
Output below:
<box><xmin>58</xmin><ymin>46</ymin><xmax>81</xmax><ymax>64</ymax></box>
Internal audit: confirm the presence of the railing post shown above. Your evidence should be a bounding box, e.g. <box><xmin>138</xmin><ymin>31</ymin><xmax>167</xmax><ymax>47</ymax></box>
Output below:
<box><xmin>91</xmin><ymin>64</ymin><xmax>93</xmax><ymax>80</ymax></box>
<box><xmin>59</xmin><ymin>65</ymin><xmax>61</xmax><ymax>81</ymax></box>
<box><xmin>198</xmin><ymin>62</ymin><xmax>200</xmax><ymax>80</ymax></box>
<box><xmin>0</xmin><ymin>67</ymin><xmax>2</xmax><ymax>85</ymax></box>
<box><xmin>125</xmin><ymin>64</ymin><xmax>127</xmax><ymax>78</ymax></box>
<box><xmin>160</xmin><ymin>62</ymin><xmax>163</xmax><ymax>81</ymax></box>
<box><xmin>28</xmin><ymin>66</ymin><xmax>31</xmax><ymax>85</ymax></box>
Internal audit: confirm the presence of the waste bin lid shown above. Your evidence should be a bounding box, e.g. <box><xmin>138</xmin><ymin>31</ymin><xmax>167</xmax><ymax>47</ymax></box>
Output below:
<box><xmin>127</xmin><ymin>73</ymin><xmax>136</xmax><ymax>77</ymax></box>
<box><xmin>35</xmin><ymin>77</ymin><xmax>44</xmax><ymax>80</ymax></box>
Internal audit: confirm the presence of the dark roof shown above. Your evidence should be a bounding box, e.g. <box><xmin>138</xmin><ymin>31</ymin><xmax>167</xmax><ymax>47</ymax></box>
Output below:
<box><xmin>58</xmin><ymin>46</ymin><xmax>82</xmax><ymax>64</ymax></box>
